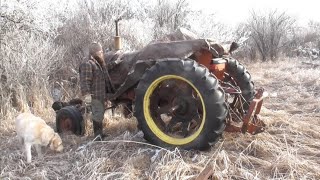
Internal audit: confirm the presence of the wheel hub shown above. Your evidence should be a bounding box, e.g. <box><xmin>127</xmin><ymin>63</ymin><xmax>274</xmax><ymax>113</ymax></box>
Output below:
<box><xmin>60</xmin><ymin>117</ymin><xmax>73</xmax><ymax>132</ymax></box>
<box><xmin>172</xmin><ymin>96</ymin><xmax>198</xmax><ymax>122</ymax></box>
<box><xmin>148</xmin><ymin>78</ymin><xmax>203</xmax><ymax>138</ymax></box>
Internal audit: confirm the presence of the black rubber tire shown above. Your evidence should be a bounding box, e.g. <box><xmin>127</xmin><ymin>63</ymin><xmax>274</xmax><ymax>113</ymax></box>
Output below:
<box><xmin>225</xmin><ymin>58</ymin><xmax>255</xmax><ymax>110</ymax></box>
<box><xmin>56</xmin><ymin>106</ymin><xmax>84</xmax><ymax>135</ymax></box>
<box><xmin>134</xmin><ymin>59</ymin><xmax>228</xmax><ymax>150</ymax></box>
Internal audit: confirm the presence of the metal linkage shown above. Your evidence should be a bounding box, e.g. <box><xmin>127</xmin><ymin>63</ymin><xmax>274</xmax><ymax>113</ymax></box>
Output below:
<box><xmin>224</xmin><ymin>88</ymin><xmax>267</xmax><ymax>135</ymax></box>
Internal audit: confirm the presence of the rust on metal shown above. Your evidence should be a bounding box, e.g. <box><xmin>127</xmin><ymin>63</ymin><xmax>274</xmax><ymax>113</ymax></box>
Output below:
<box><xmin>224</xmin><ymin>121</ymin><xmax>242</xmax><ymax>132</ymax></box>
<box><xmin>225</xmin><ymin>88</ymin><xmax>266</xmax><ymax>134</ymax></box>
<box><xmin>60</xmin><ymin>118</ymin><xmax>73</xmax><ymax>132</ymax></box>
<box><xmin>241</xmin><ymin>88</ymin><xmax>266</xmax><ymax>134</ymax></box>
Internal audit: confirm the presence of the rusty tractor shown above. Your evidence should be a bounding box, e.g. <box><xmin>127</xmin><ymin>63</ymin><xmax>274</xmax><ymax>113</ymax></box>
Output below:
<box><xmin>54</xmin><ymin>24</ymin><xmax>266</xmax><ymax>150</ymax></box>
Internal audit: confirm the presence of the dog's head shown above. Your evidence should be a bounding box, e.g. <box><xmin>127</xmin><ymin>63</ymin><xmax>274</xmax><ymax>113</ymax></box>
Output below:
<box><xmin>49</xmin><ymin>133</ymin><xmax>63</xmax><ymax>152</ymax></box>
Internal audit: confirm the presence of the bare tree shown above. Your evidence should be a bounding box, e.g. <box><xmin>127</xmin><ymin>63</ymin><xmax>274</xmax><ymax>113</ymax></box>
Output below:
<box><xmin>152</xmin><ymin>0</ymin><xmax>190</xmax><ymax>39</ymax></box>
<box><xmin>246</xmin><ymin>10</ymin><xmax>295</xmax><ymax>61</ymax></box>
<box><xmin>187</xmin><ymin>10</ymin><xmax>235</xmax><ymax>42</ymax></box>
<box><xmin>306</xmin><ymin>21</ymin><xmax>320</xmax><ymax>49</ymax></box>
<box><xmin>0</xmin><ymin>0</ymin><xmax>66</xmax><ymax>114</ymax></box>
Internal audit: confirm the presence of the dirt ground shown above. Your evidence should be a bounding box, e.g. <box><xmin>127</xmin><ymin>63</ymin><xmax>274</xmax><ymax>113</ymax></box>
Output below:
<box><xmin>0</xmin><ymin>58</ymin><xmax>319</xmax><ymax>179</ymax></box>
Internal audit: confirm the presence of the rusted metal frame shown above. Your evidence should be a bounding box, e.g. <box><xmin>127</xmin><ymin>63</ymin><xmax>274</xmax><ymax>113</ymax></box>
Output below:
<box><xmin>222</xmin><ymin>81</ymin><xmax>243</xmax><ymax>132</ymax></box>
<box><xmin>220</xmin><ymin>80</ymin><xmax>242</xmax><ymax>94</ymax></box>
<box><xmin>224</xmin><ymin>95</ymin><xmax>245</xmax><ymax>132</ymax></box>
<box><xmin>240</xmin><ymin>88</ymin><xmax>266</xmax><ymax>134</ymax></box>
<box><xmin>224</xmin><ymin>88</ymin><xmax>266</xmax><ymax>134</ymax></box>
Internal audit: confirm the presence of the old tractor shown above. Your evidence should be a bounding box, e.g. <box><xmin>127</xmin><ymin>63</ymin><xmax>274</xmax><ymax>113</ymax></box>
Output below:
<box><xmin>54</xmin><ymin>25</ymin><xmax>266</xmax><ymax>150</ymax></box>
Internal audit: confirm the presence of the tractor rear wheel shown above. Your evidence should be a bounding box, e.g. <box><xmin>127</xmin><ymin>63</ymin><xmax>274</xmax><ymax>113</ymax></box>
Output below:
<box><xmin>134</xmin><ymin>59</ymin><xmax>227</xmax><ymax>150</ymax></box>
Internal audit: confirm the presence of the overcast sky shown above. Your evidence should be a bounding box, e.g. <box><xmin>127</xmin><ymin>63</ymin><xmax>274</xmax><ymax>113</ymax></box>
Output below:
<box><xmin>5</xmin><ymin>0</ymin><xmax>318</xmax><ymax>28</ymax></box>
<box><xmin>189</xmin><ymin>0</ymin><xmax>320</xmax><ymax>26</ymax></box>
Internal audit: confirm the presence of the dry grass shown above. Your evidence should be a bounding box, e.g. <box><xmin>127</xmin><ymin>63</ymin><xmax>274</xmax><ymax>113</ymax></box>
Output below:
<box><xmin>1</xmin><ymin>58</ymin><xmax>320</xmax><ymax>180</ymax></box>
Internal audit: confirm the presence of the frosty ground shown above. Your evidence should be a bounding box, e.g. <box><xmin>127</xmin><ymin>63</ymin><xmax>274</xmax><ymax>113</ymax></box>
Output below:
<box><xmin>0</xmin><ymin>59</ymin><xmax>319</xmax><ymax>180</ymax></box>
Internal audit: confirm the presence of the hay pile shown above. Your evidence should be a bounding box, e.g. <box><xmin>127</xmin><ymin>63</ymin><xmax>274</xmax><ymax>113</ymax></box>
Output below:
<box><xmin>1</xmin><ymin>59</ymin><xmax>319</xmax><ymax>179</ymax></box>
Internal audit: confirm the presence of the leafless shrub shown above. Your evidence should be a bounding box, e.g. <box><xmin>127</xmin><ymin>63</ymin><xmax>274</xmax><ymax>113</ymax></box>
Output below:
<box><xmin>1</xmin><ymin>33</ymin><xmax>65</xmax><ymax>113</ymax></box>
<box><xmin>284</xmin><ymin>21</ymin><xmax>320</xmax><ymax>59</ymax></box>
<box><xmin>232</xmin><ymin>23</ymin><xmax>259</xmax><ymax>61</ymax></box>
<box><xmin>187</xmin><ymin>10</ymin><xmax>235</xmax><ymax>42</ymax></box>
<box><xmin>151</xmin><ymin>0</ymin><xmax>190</xmax><ymax>39</ymax></box>
<box><xmin>0</xmin><ymin>0</ymin><xmax>67</xmax><ymax>117</ymax></box>
<box><xmin>297</xmin><ymin>21</ymin><xmax>320</xmax><ymax>48</ymax></box>
<box><xmin>246</xmin><ymin>10</ymin><xmax>296</xmax><ymax>61</ymax></box>
<box><xmin>55</xmin><ymin>0</ymin><xmax>155</xmax><ymax>69</ymax></box>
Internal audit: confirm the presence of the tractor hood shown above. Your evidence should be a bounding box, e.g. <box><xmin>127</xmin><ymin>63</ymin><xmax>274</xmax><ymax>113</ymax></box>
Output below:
<box><xmin>105</xmin><ymin>28</ymin><xmax>232</xmax><ymax>89</ymax></box>
<box><xmin>105</xmin><ymin>38</ymin><xmax>227</xmax><ymax>89</ymax></box>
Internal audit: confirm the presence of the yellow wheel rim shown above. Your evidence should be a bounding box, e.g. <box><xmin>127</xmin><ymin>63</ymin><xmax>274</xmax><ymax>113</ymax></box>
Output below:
<box><xmin>143</xmin><ymin>75</ymin><xmax>206</xmax><ymax>145</ymax></box>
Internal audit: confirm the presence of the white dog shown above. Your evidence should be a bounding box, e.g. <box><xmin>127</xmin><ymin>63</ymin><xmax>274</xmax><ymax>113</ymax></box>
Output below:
<box><xmin>15</xmin><ymin>113</ymin><xmax>63</xmax><ymax>163</ymax></box>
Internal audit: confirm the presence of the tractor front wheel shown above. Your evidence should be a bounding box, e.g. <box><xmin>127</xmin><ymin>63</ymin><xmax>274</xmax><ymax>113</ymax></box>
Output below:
<box><xmin>225</xmin><ymin>58</ymin><xmax>255</xmax><ymax>110</ymax></box>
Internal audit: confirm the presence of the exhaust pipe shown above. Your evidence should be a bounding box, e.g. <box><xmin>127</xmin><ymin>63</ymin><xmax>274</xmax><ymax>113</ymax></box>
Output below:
<box><xmin>114</xmin><ymin>18</ymin><xmax>122</xmax><ymax>50</ymax></box>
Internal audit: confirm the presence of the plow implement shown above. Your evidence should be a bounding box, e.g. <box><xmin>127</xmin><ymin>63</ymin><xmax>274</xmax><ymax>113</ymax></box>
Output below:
<box><xmin>224</xmin><ymin>88</ymin><xmax>267</xmax><ymax>135</ymax></box>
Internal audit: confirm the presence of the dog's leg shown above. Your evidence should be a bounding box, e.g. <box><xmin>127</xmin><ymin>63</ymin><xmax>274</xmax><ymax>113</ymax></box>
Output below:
<box><xmin>35</xmin><ymin>144</ymin><xmax>43</xmax><ymax>159</ymax></box>
<box><xmin>25</xmin><ymin>143</ymin><xmax>32</xmax><ymax>163</ymax></box>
